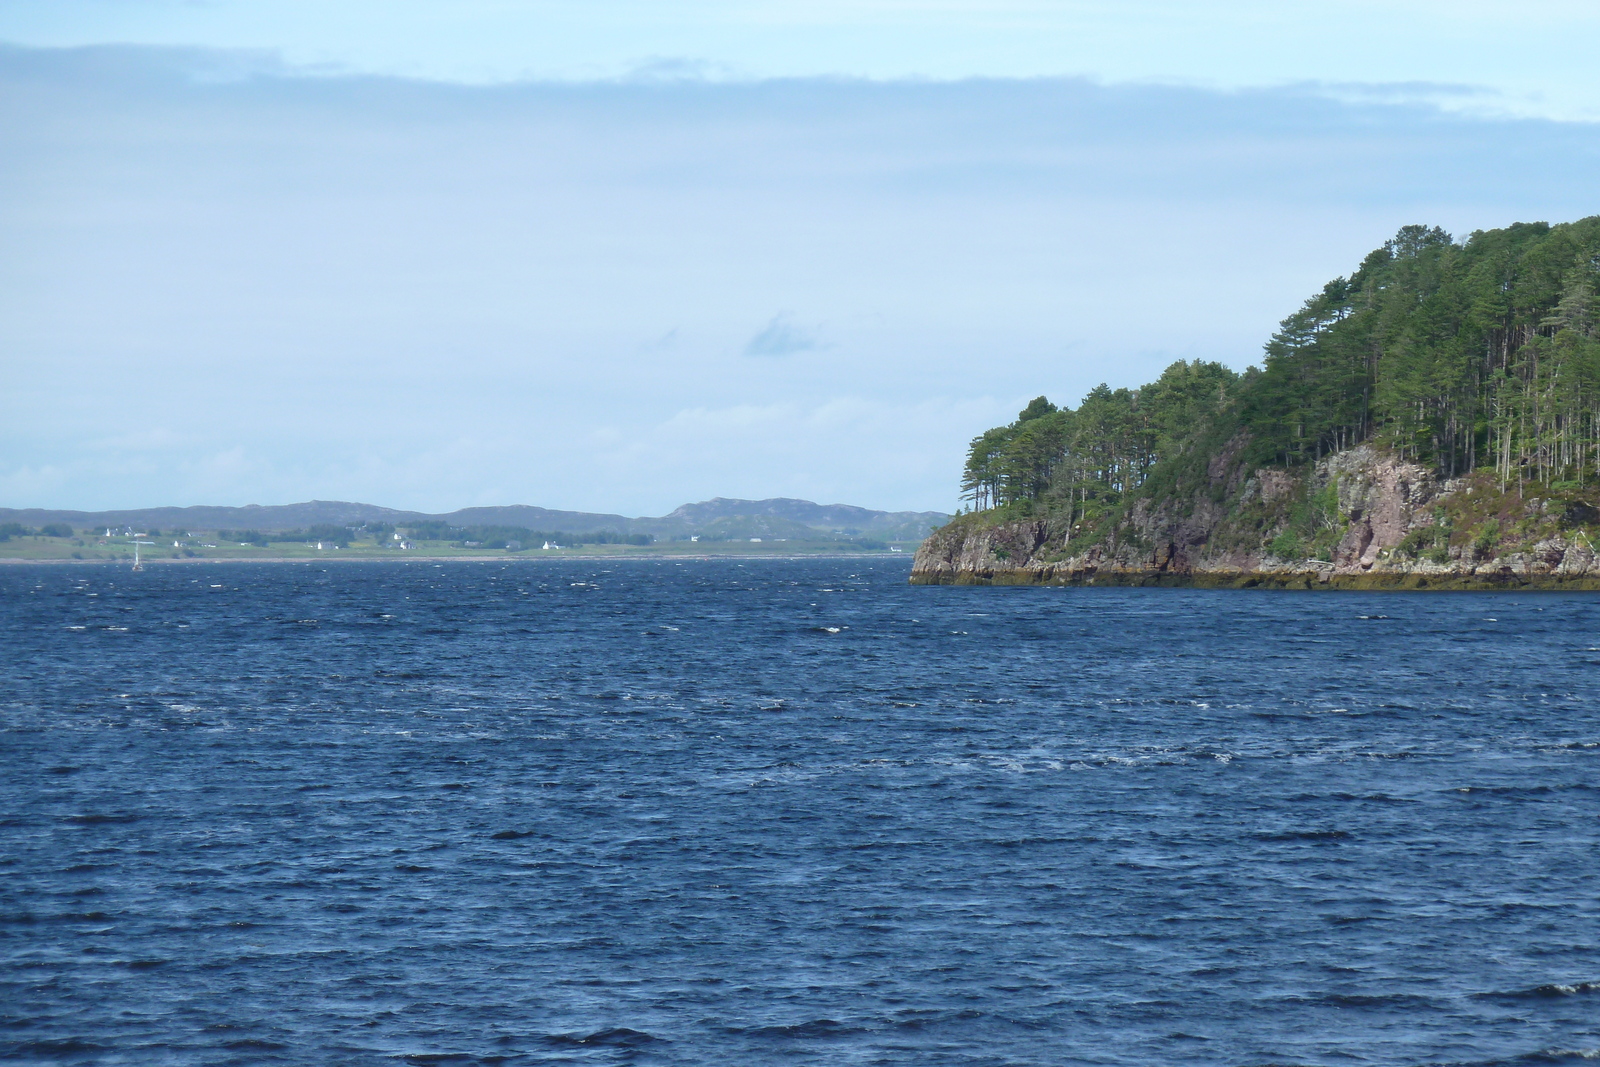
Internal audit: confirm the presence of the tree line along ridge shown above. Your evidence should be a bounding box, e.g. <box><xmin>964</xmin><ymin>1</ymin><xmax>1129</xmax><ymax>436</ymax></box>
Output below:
<box><xmin>960</xmin><ymin>218</ymin><xmax>1600</xmax><ymax>530</ymax></box>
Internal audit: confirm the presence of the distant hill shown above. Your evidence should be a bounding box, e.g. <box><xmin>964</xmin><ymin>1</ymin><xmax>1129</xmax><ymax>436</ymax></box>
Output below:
<box><xmin>647</xmin><ymin>498</ymin><xmax>947</xmax><ymax>541</ymax></box>
<box><xmin>0</xmin><ymin>497</ymin><xmax>949</xmax><ymax>542</ymax></box>
<box><xmin>428</xmin><ymin>505</ymin><xmax>637</xmax><ymax>532</ymax></box>
<box><xmin>0</xmin><ymin>501</ymin><xmax>425</xmax><ymax>532</ymax></box>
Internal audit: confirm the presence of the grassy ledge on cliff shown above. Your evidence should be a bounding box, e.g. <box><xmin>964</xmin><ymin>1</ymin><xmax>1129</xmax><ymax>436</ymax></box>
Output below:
<box><xmin>913</xmin><ymin>217</ymin><xmax>1600</xmax><ymax>589</ymax></box>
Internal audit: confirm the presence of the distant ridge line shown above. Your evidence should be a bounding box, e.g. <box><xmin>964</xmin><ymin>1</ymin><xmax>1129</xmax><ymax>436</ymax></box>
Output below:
<box><xmin>0</xmin><ymin>498</ymin><xmax>950</xmax><ymax>542</ymax></box>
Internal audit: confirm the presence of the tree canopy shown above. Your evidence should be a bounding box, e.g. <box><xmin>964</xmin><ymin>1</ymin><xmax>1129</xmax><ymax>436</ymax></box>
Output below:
<box><xmin>960</xmin><ymin>216</ymin><xmax>1600</xmax><ymax>519</ymax></box>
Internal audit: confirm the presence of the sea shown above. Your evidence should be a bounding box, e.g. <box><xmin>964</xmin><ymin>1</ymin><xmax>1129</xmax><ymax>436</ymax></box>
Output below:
<box><xmin>3</xmin><ymin>558</ymin><xmax>1600</xmax><ymax>1066</ymax></box>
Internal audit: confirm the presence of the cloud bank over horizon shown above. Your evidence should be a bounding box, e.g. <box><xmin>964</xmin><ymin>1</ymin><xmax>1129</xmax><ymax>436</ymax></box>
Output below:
<box><xmin>7</xmin><ymin>1</ymin><xmax>1600</xmax><ymax>120</ymax></box>
<box><xmin>4</xmin><ymin>44</ymin><xmax>1600</xmax><ymax>514</ymax></box>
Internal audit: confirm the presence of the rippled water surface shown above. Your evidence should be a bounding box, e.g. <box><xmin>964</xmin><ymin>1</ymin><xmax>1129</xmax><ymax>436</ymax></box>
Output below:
<box><xmin>5</xmin><ymin>559</ymin><xmax>1600</xmax><ymax>1065</ymax></box>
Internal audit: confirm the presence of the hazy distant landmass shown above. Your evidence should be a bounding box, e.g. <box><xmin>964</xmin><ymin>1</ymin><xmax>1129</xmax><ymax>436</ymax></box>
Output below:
<box><xmin>0</xmin><ymin>498</ymin><xmax>950</xmax><ymax>544</ymax></box>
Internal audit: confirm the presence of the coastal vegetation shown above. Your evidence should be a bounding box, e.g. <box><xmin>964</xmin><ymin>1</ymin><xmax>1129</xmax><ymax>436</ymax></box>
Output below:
<box><xmin>0</xmin><ymin>525</ymin><xmax>915</xmax><ymax>562</ymax></box>
<box><xmin>964</xmin><ymin>219</ymin><xmax>1600</xmax><ymax>520</ymax></box>
<box><xmin>0</xmin><ymin>498</ymin><xmax>947</xmax><ymax>562</ymax></box>
<box><xmin>0</xmin><ymin>522</ymin><xmax>73</xmax><ymax>540</ymax></box>
<box><xmin>929</xmin><ymin>217</ymin><xmax>1600</xmax><ymax>586</ymax></box>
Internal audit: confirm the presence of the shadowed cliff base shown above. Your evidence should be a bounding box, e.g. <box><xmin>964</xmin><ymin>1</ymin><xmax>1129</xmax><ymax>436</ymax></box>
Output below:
<box><xmin>910</xmin><ymin>568</ymin><xmax>1600</xmax><ymax>591</ymax></box>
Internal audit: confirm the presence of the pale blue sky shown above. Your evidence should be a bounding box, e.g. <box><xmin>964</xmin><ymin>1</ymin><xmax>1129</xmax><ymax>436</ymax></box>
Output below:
<box><xmin>3</xmin><ymin>5</ymin><xmax>1599</xmax><ymax>514</ymax></box>
<box><xmin>5</xmin><ymin>1</ymin><xmax>1599</xmax><ymax>117</ymax></box>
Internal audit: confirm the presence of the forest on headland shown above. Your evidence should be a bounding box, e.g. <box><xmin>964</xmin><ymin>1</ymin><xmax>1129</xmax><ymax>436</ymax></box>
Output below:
<box><xmin>961</xmin><ymin>218</ymin><xmax>1600</xmax><ymax>532</ymax></box>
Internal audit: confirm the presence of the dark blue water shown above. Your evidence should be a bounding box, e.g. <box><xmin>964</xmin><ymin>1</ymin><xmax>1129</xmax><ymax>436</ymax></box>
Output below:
<box><xmin>4</xmin><ymin>559</ymin><xmax>1600</xmax><ymax>1066</ymax></box>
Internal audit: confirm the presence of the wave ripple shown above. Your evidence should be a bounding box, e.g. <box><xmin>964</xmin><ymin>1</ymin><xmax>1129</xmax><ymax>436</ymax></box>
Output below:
<box><xmin>4</xmin><ymin>560</ymin><xmax>1600</xmax><ymax>1065</ymax></box>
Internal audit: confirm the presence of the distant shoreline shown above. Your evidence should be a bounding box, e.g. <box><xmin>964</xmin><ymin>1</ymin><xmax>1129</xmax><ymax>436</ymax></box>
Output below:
<box><xmin>0</xmin><ymin>552</ymin><xmax>914</xmax><ymax>566</ymax></box>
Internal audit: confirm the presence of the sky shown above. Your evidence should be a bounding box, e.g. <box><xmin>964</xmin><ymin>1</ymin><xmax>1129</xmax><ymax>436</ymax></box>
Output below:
<box><xmin>3</xmin><ymin>3</ymin><xmax>1600</xmax><ymax>515</ymax></box>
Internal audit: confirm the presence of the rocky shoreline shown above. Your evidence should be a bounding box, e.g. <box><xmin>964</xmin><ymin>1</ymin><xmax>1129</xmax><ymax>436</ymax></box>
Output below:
<box><xmin>908</xmin><ymin>563</ymin><xmax>1600</xmax><ymax>591</ymax></box>
<box><xmin>912</xmin><ymin>445</ymin><xmax>1600</xmax><ymax>590</ymax></box>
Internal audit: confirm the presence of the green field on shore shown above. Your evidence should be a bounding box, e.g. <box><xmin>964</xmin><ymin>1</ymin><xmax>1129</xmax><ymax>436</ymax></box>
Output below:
<box><xmin>0</xmin><ymin>534</ymin><xmax>916</xmax><ymax>563</ymax></box>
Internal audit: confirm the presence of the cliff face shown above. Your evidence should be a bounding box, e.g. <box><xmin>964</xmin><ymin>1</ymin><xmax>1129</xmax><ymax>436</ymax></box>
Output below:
<box><xmin>912</xmin><ymin>444</ymin><xmax>1600</xmax><ymax>589</ymax></box>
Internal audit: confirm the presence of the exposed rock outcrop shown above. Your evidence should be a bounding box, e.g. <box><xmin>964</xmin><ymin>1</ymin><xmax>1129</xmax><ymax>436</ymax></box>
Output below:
<box><xmin>912</xmin><ymin>445</ymin><xmax>1600</xmax><ymax>589</ymax></box>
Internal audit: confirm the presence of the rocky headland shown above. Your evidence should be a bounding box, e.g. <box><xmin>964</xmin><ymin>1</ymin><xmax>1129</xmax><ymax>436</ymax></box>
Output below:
<box><xmin>913</xmin><ymin>217</ymin><xmax>1600</xmax><ymax>590</ymax></box>
<box><xmin>912</xmin><ymin>444</ymin><xmax>1600</xmax><ymax>589</ymax></box>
